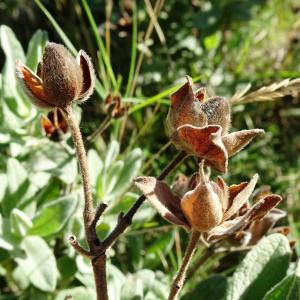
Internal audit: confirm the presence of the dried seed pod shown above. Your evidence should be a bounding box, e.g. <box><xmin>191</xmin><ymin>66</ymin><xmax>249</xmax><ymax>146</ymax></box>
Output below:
<box><xmin>135</xmin><ymin>169</ymin><xmax>283</xmax><ymax>241</ymax></box>
<box><xmin>201</xmin><ymin>96</ymin><xmax>231</xmax><ymax>134</ymax></box>
<box><xmin>164</xmin><ymin>76</ymin><xmax>264</xmax><ymax>173</ymax></box>
<box><xmin>16</xmin><ymin>42</ymin><xmax>95</xmax><ymax>109</ymax></box>
<box><xmin>181</xmin><ymin>162</ymin><xmax>223</xmax><ymax>232</ymax></box>
<box><xmin>166</xmin><ymin>76</ymin><xmax>207</xmax><ymax>137</ymax></box>
<box><xmin>41</xmin><ymin>43</ymin><xmax>83</xmax><ymax>107</ymax></box>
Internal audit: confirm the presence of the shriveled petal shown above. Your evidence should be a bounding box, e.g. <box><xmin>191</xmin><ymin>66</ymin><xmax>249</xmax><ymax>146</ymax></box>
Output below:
<box><xmin>45</xmin><ymin>109</ymin><xmax>68</xmax><ymax>133</ymax></box>
<box><xmin>55</xmin><ymin>108</ymin><xmax>68</xmax><ymax>133</ymax></box>
<box><xmin>206</xmin><ymin>218</ymin><xmax>243</xmax><ymax>241</ymax></box>
<box><xmin>248</xmin><ymin>194</ymin><xmax>282</xmax><ymax>222</ymax></box>
<box><xmin>16</xmin><ymin>61</ymin><xmax>54</xmax><ymax>109</ymax></box>
<box><xmin>177</xmin><ymin>124</ymin><xmax>228</xmax><ymax>173</ymax></box>
<box><xmin>76</xmin><ymin>50</ymin><xmax>95</xmax><ymax>103</ymax></box>
<box><xmin>208</xmin><ymin>194</ymin><xmax>282</xmax><ymax>241</ymax></box>
<box><xmin>222</xmin><ymin>174</ymin><xmax>258</xmax><ymax>221</ymax></box>
<box><xmin>222</xmin><ymin>129</ymin><xmax>265</xmax><ymax>157</ymax></box>
<box><xmin>228</xmin><ymin>182</ymin><xmax>248</xmax><ymax>203</ymax></box>
<box><xmin>267</xmin><ymin>208</ymin><xmax>287</xmax><ymax>220</ymax></box>
<box><xmin>246</xmin><ymin>208</ymin><xmax>286</xmax><ymax>245</ymax></box>
<box><xmin>170</xmin><ymin>75</ymin><xmax>194</xmax><ymax>107</ymax></box>
<box><xmin>134</xmin><ymin>177</ymin><xmax>190</xmax><ymax>229</ymax></box>
<box><xmin>40</xmin><ymin>115</ymin><xmax>54</xmax><ymax>136</ymax></box>
<box><xmin>215</xmin><ymin>176</ymin><xmax>229</xmax><ymax>211</ymax></box>
<box><xmin>195</xmin><ymin>87</ymin><xmax>206</xmax><ymax>102</ymax></box>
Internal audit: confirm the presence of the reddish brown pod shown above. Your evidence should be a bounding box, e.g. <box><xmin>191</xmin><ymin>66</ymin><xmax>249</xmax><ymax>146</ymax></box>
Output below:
<box><xmin>166</xmin><ymin>76</ymin><xmax>264</xmax><ymax>173</ymax></box>
<box><xmin>16</xmin><ymin>42</ymin><xmax>95</xmax><ymax>109</ymax></box>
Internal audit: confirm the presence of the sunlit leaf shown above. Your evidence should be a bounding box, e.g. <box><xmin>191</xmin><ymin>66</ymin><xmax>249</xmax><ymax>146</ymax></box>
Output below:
<box><xmin>26</xmin><ymin>29</ymin><xmax>48</xmax><ymax>70</ymax></box>
<box><xmin>10</xmin><ymin>208</ymin><xmax>32</xmax><ymax>237</ymax></box>
<box><xmin>29</xmin><ymin>195</ymin><xmax>78</xmax><ymax>237</ymax></box>
<box><xmin>226</xmin><ymin>234</ymin><xmax>291</xmax><ymax>300</ymax></box>
<box><xmin>0</xmin><ymin>25</ymin><xmax>35</xmax><ymax>123</ymax></box>
<box><xmin>16</xmin><ymin>236</ymin><xmax>57</xmax><ymax>292</ymax></box>
<box><xmin>263</xmin><ymin>261</ymin><xmax>300</xmax><ymax>300</ymax></box>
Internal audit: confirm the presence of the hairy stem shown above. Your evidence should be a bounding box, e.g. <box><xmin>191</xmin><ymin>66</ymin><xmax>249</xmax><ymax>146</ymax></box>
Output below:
<box><xmin>168</xmin><ymin>231</ymin><xmax>200</xmax><ymax>300</ymax></box>
<box><xmin>63</xmin><ymin>105</ymin><xmax>107</xmax><ymax>300</ymax></box>
<box><xmin>101</xmin><ymin>150</ymin><xmax>187</xmax><ymax>250</ymax></box>
<box><xmin>64</xmin><ymin>105</ymin><xmax>95</xmax><ymax>241</ymax></box>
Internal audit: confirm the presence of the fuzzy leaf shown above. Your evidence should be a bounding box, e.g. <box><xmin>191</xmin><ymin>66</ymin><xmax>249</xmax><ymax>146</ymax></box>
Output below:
<box><xmin>10</xmin><ymin>208</ymin><xmax>32</xmax><ymax>237</ymax></box>
<box><xmin>16</xmin><ymin>236</ymin><xmax>57</xmax><ymax>292</ymax></box>
<box><xmin>26</xmin><ymin>29</ymin><xmax>48</xmax><ymax>70</ymax></box>
<box><xmin>29</xmin><ymin>195</ymin><xmax>78</xmax><ymax>237</ymax></box>
<box><xmin>225</xmin><ymin>234</ymin><xmax>291</xmax><ymax>300</ymax></box>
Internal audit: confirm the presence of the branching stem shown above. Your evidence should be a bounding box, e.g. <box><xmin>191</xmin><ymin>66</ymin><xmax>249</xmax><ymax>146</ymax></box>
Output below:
<box><xmin>63</xmin><ymin>105</ymin><xmax>187</xmax><ymax>300</ymax></box>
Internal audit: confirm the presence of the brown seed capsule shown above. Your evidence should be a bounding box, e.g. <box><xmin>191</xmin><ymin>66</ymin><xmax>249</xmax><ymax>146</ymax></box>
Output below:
<box><xmin>16</xmin><ymin>42</ymin><xmax>95</xmax><ymax>109</ymax></box>
<box><xmin>41</xmin><ymin>43</ymin><xmax>83</xmax><ymax>107</ymax></box>
<box><xmin>201</xmin><ymin>96</ymin><xmax>231</xmax><ymax>134</ymax></box>
<box><xmin>180</xmin><ymin>162</ymin><xmax>223</xmax><ymax>232</ymax></box>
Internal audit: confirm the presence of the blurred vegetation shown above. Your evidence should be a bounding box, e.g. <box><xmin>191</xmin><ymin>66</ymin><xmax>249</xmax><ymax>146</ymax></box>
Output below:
<box><xmin>0</xmin><ymin>0</ymin><xmax>299</xmax><ymax>299</ymax></box>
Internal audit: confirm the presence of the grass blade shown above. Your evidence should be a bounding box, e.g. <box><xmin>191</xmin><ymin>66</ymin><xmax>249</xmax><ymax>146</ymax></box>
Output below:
<box><xmin>34</xmin><ymin>0</ymin><xmax>77</xmax><ymax>55</ymax></box>
<box><xmin>128</xmin><ymin>76</ymin><xmax>201</xmax><ymax>114</ymax></box>
<box><xmin>81</xmin><ymin>0</ymin><xmax>117</xmax><ymax>88</ymax></box>
<box><xmin>125</xmin><ymin>1</ymin><xmax>137</xmax><ymax>97</ymax></box>
<box><xmin>34</xmin><ymin>0</ymin><xmax>106</xmax><ymax>99</ymax></box>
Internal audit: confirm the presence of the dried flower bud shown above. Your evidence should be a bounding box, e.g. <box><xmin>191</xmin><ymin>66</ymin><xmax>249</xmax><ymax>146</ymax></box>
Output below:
<box><xmin>105</xmin><ymin>93</ymin><xmax>127</xmax><ymax>118</ymax></box>
<box><xmin>41</xmin><ymin>108</ymin><xmax>68</xmax><ymax>142</ymax></box>
<box><xmin>16</xmin><ymin>42</ymin><xmax>95</xmax><ymax>109</ymax></box>
<box><xmin>166</xmin><ymin>76</ymin><xmax>231</xmax><ymax>137</ymax></box>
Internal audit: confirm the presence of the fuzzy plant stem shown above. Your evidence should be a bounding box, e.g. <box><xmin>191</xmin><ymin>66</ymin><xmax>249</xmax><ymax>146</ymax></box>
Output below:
<box><xmin>63</xmin><ymin>105</ymin><xmax>107</xmax><ymax>300</ymax></box>
<box><xmin>168</xmin><ymin>231</ymin><xmax>201</xmax><ymax>300</ymax></box>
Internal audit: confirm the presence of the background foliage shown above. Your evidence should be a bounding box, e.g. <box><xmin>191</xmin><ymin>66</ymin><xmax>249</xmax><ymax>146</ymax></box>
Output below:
<box><xmin>0</xmin><ymin>0</ymin><xmax>299</xmax><ymax>299</ymax></box>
